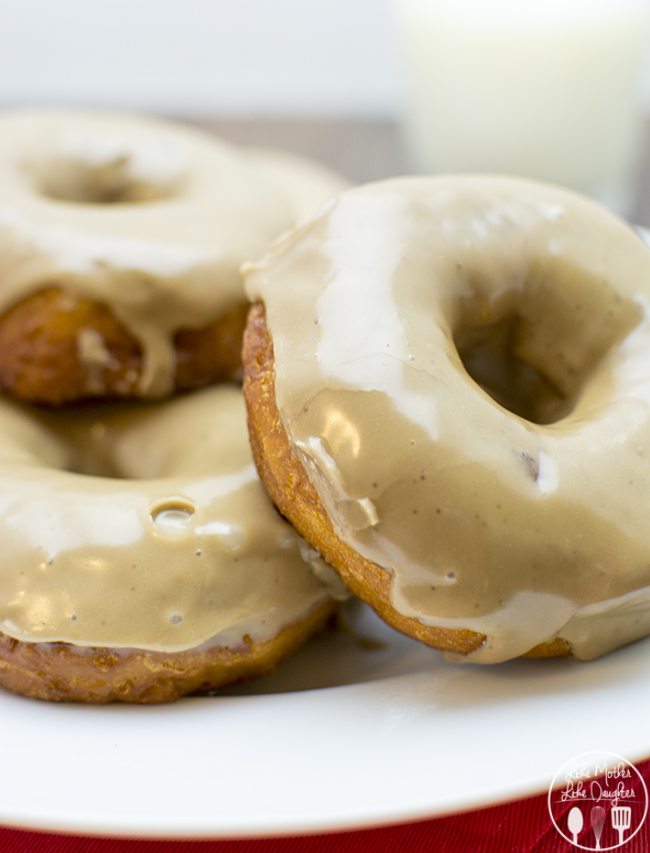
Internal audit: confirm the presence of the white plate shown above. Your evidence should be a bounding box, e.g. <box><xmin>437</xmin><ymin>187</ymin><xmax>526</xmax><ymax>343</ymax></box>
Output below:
<box><xmin>1</xmin><ymin>600</ymin><xmax>650</xmax><ymax>839</ymax></box>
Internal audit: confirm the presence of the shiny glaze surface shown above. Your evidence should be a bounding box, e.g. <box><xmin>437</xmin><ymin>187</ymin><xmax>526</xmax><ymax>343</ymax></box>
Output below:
<box><xmin>0</xmin><ymin>386</ymin><xmax>342</xmax><ymax>650</ymax></box>
<box><xmin>246</xmin><ymin>175</ymin><xmax>650</xmax><ymax>661</ymax></box>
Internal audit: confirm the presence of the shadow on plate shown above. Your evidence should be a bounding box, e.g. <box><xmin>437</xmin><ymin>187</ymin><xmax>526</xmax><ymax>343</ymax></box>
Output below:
<box><xmin>217</xmin><ymin>600</ymin><xmax>650</xmax><ymax>712</ymax></box>
<box><xmin>218</xmin><ymin>600</ymin><xmax>434</xmax><ymax>696</ymax></box>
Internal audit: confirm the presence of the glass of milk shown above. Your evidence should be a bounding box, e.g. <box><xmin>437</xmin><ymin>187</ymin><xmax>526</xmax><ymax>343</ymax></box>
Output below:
<box><xmin>395</xmin><ymin>0</ymin><xmax>650</xmax><ymax>215</ymax></box>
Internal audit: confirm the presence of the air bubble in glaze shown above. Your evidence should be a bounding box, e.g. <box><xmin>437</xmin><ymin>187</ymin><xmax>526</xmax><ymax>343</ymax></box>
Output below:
<box><xmin>150</xmin><ymin>498</ymin><xmax>195</xmax><ymax>537</ymax></box>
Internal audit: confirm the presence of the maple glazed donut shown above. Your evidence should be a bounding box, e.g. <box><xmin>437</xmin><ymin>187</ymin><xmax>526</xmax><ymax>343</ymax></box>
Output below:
<box><xmin>243</xmin><ymin>175</ymin><xmax>650</xmax><ymax>663</ymax></box>
<box><xmin>0</xmin><ymin>386</ymin><xmax>343</xmax><ymax>702</ymax></box>
<box><xmin>0</xmin><ymin>109</ymin><xmax>344</xmax><ymax>404</ymax></box>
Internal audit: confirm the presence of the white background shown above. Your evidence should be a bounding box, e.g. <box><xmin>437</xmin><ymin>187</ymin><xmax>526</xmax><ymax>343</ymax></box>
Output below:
<box><xmin>0</xmin><ymin>0</ymin><xmax>401</xmax><ymax>116</ymax></box>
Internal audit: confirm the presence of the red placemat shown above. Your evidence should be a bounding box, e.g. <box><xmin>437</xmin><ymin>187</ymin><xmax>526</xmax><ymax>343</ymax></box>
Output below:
<box><xmin>2</xmin><ymin>758</ymin><xmax>649</xmax><ymax>853</ymax></box>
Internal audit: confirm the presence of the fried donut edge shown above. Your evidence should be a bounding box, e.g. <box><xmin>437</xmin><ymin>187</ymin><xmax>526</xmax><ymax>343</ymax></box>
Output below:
<box><xmin>0</xmin><ymin>600</ymin><xmax>334</xmax><ymax>703</ymax></box>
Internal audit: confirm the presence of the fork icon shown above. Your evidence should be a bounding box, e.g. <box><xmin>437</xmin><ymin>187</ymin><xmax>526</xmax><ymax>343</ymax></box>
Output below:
<box><xmin>611</xmin><ymin>805</ymin><xmax>632</xmax><ymax>845</ymax></box>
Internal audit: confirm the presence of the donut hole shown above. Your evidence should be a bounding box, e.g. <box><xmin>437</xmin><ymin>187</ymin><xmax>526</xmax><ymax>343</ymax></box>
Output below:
<box><xmin>453</xmin><ymin>261</ymin><xmax>642</xmax><ymax>425</ymax></box>
<box><xmin>37</xmin><ymin>387</ymin><xmax>247</xmax><ymax>483</ymax></box>
<box><xmin>37</xmin><ymin>162</ymin><xmax>175</xmax><ymax>204</ymax></box>
<box><xmin>29</xmin><ymin>137</ymin><xmax>185</xmax><ymax>204</ymax></box>
<box><xmin>456</xmin><ymin>313</ymin><xmax>570</xmax><ymax>424</ymax></box>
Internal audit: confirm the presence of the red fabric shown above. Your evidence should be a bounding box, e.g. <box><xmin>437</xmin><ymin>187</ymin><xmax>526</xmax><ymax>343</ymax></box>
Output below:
<box><xmin>2</xmin><ymin>760</ymin><xmax>649</xmax><ymax>853</ymax></box>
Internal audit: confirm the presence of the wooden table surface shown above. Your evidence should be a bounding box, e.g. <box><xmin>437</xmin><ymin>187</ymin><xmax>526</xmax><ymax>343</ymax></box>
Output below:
<box><xmin>196</xmin><ymin>117</ymin><xmax>650</xmax><ymax>227</ymax></box>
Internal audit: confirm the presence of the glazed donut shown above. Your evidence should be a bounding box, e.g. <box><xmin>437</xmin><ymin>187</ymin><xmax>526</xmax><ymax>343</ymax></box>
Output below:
<box><xmin>243</xmin><ymin>175</ymin><xmax>650</xmax><ymax>663</ymax></box>
<box><xmin>0</xmin><ymin>109</ymin><xmax>344</xmax><ymax>404</ymax></box>
<box><xmin>0</xmin><ymin>385</ymin><xmax>344</xmax><ymax>702</ymax></box>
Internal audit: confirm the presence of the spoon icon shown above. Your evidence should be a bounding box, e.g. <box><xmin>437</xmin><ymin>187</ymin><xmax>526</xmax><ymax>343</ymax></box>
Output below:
<box><xmin>568</xmin><ymin>806</ymin><xmax>584</xmax><ymax>845</ymax></box>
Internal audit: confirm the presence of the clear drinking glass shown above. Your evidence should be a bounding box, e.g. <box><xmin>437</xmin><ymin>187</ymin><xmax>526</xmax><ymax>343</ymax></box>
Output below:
<box><xmin>395</xmin><ymin>0</ymin><xmax>650</xmax><ymax>215</ymax></box>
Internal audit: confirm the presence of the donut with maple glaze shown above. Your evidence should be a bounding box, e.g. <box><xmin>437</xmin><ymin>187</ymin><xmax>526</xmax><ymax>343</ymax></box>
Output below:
<box><xmin>243</xmin><ymin>175</ymin><xmax>650</xmax><ymax>663</ymax></box>
<box><xmin>0</xmin><ymin>385</ymin><xmax>343</xmax><ymax>702</ymax></box>
<box><xmin>0</xmin><ymin>109</ymin><xmax>344</xmax><ymax>404</ymax></box>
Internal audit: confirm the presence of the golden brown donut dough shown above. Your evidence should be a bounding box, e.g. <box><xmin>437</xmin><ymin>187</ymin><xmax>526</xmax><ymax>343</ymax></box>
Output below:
<box><xmin>0</xmin><ymin>604</ymin><xmax>333</xmax><ymax>704</ymax></box>
<box><xmin>0</xmin><ymin>287</ymin><xmax>248</xmax><ymax>405</ymax></box>
<box><xmin>243</xmin><ymin>304</ymin><xmax>570</xmax><ymax>659</ymax></box>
